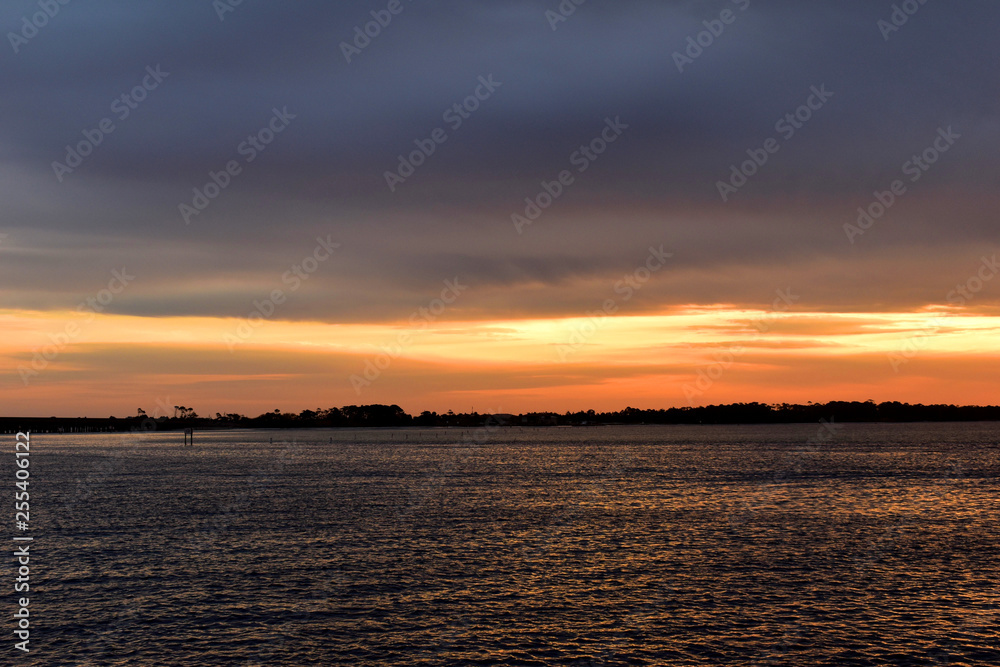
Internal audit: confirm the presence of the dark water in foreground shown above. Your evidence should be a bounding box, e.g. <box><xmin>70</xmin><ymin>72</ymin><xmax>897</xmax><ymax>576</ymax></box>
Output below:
<box><xmin>8</xmin><ymin>423</ymin><xmax>1000</xmax><ymax>665</ymax></box>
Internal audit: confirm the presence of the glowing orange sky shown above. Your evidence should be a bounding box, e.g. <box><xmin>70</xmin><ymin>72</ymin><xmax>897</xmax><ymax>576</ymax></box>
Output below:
<box><xmin>3</xmin><ymin>305</ymin><xmax>999</xmax><ymax>417</ymax></box>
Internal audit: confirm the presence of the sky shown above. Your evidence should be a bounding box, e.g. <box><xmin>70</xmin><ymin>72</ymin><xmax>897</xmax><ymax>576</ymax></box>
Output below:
<box><xmin>2</xmin><ymin>0</ymin><xmax>999</xmax><ymax>417</ymax></box>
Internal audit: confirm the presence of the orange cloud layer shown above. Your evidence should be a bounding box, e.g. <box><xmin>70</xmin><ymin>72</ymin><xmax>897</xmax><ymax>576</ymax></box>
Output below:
<box><xmin>2</xmin><ymin>306</ymin><xmax>999</xmax><ymax>416</ymax></box>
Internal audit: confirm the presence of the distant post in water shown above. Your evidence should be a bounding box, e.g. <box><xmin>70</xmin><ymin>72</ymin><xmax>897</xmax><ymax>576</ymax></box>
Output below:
<box><xmin>184</xmin><ymin>428</ymin><xmax>193</xmax><ymax>446</ymax></box>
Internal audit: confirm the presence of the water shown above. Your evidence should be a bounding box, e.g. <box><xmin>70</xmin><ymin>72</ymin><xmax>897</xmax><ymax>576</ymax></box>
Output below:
<box><xmin>9</xmin><ymin>423</ymin><xmax>1000</xmax><ymax>665</ymax></box>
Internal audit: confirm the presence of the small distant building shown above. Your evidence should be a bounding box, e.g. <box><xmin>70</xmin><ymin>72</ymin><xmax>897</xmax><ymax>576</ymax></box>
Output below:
<box><xmin>522</xmin><ymin>412</ymin><xmax>559</xmax><ymax>426</ymax></box>
<box><xmin>539</xmin><ymin>414</ymin><xmax>558</xmax><ymax>426</ymax></box>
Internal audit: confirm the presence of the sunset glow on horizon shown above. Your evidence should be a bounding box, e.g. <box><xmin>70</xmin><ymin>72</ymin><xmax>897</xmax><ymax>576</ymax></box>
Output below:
<box><xmin>4</xmin><ymin>299</ymin><xmax>999</xmax><ymax>417</ymax></box>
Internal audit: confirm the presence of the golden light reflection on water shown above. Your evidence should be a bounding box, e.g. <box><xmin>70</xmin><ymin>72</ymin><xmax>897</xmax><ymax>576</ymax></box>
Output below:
<box><xmin>30</xmin><ymin>424</ymin><xmax>1000</xmax><ymax>664</ymax></box>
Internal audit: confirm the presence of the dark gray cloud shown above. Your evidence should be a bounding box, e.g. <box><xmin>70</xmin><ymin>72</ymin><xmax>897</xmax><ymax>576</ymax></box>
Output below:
<box><xmin>1</xmin><ymin>0</ymin><xmax>998</xmax><ymax>320</ymax></box>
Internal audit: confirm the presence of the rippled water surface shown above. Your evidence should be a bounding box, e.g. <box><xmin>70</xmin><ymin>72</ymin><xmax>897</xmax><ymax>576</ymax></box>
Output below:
<box><xmin>12</xmin><ymin>423</ymin><xmax>1000</xmax><ymax>665</ymax></box>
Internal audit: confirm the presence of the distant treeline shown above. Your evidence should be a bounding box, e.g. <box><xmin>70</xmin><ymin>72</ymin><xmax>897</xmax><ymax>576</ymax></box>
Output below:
<box><xmin>4</xmin><ymin>401</ymin><xmax>1000</xmax><ymax>434</ymax></box>
<box><xmin>159</xmin><ymin>401</ymin><xmax>1000</xmax><ymax>427</ymax></box>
